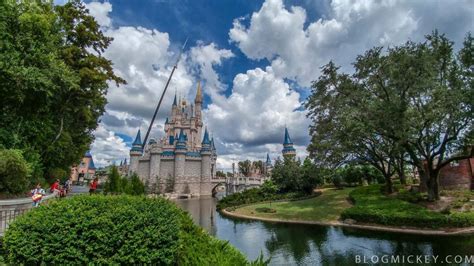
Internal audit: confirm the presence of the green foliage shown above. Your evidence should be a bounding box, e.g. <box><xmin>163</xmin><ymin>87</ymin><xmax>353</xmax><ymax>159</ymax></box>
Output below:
<box><xmin>305</xmin><ymin>31</ymin><xmax>473</xmax><ymax>200</ymax></box>
<box><xmin>272</xmin><ymin>157</ymin><xmax>322</xmax><ymax>193</ymax></box>
<box><xmin>260</xmin><ymin>179</ymin><xmax>277</xmax><ymax>195</ymax></box>
<box><xmin>341</xmin><ymin>185</ymin><xmax>474</xmax><ymax>228</ymax></box>
<box><xmin>104</xmin><ymin>166</ymin><xmax>145</xmax><ymax>195</ymax></box>
<box><xmin>129</xmin><ymin>173</ymin><xmax>145</xmax><ymax>195</ymax></box>
<box><xmin>0</xmin><ymin>149</ymin><xmax>31</xmax><ymax>195</ymax></box>
<box><xmin>332</xmin><ymin>175</ymin><xmax>343</xmax><ymax>189</ymax></box>
<box><xmin>165</xmin><ymin>174</ymin><xmax>175</xmax><ymax>193</ymax></box>
<box><xmin>0</xmin><ymin>0</ymin><xmax>125</xmax><ymax>183</ymax></box>
<box><xmin>104</xmin><ymin>165</ymin><xmax>121</xmax><ymax>194</ymax></box>
<box><xmin>334</xmin><ymin>164</ymin><xmax>385</xmax><ymax>186</ymax></box>
<box><xmin>238</xmin><ymin>160</ymin><xmax>252</xmax><ymax>176</ymax></box>
<box><xmin>217</xmin><ymin>188</ymin><xmax>307</xmax><ymax>210</ymax></box>
<box><xmin>3</xmin><ymin>195</ymin><xmax>259</xmax><ymax>265</ymax></box>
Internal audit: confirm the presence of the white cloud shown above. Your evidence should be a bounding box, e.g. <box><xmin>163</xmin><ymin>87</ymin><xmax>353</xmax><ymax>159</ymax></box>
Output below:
<box><xmin>85</xmin><ymin>2</ymin><xmax>235</xmax><ymax>166</ymax></box>
<box><xmin>205</xmin><ymin>66</ymin><xmax>309</xmax><ymax>169</ymax></box>
<box><xmin>90</xmin><ymin>125</ymin><xmax>130</xmax><ymax>166</ymax></box>
<box><xmin>85</xmin><ymin>1</ymin><xmax>112</xmax><ymax>27</ymax></box>
<box><xmin>189</xmin><ymin>42</ymin><xmax>234</xmax><ymax>98</ymax></box>
<box><xmin>230</xmin><ymin>0</ymin><xmax>474</xmax><ymax>86</ymax></box>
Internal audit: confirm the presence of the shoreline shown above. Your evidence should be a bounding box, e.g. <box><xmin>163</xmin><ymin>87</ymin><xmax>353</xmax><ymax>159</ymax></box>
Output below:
<box><xmin>220</xmin><ymin>209</ymin><xmax>474</xmax><ymax>236</ymax></box>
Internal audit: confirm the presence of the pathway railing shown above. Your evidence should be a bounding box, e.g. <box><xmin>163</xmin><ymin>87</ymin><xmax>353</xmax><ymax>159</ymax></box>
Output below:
<box><xmin>0</xmin><ymin>194</ymin><xmax>55</xmax><ymax>236</ymax></box>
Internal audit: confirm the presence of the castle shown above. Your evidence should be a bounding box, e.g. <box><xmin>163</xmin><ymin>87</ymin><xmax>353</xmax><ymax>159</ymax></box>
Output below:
<box><xmin>128</xmin><ymin>82</ymin><xmax>217</xmax><ymax>196</ymax></box>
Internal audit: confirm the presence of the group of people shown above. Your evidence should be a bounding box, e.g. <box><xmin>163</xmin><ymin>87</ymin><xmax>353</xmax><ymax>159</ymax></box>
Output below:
<box><xmin>30</xmin><ymin>177</ymin><xmax>99</xmax><ymax>207</ymax></box>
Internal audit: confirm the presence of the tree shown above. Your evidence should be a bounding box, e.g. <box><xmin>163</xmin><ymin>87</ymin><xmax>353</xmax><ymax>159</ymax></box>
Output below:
<box><xmin>271</xmin><ymin>157</ymin><xmax>303</xmax><ymax>193</ymax></box>
<box><xmin>129</xmin><ymin>173</ymin><xmax>145</xmax><ymax>195</ymax></box>
<box><xmin>216</xmin><ymin>170</ymin><xmax>226</xmax><ymax>178</ymax></box>
<box><xmin>300</xmin><ymin>158</ymin><xmax>322</xmax><ymax>193</ymax></box>
<box><xmin>165</xmin><ymin>174</ymin><xmax>175</xmax><ymax>193</ymax></box>
<box><xmin>238</xmin><ymin>160</ymin><xmax>251</xmax><ymax>176</ymax></box>
<box><xmin>0</xmin><ymin>149</ymin><xmax>31</xmax><ymax>195</ymax></box>
<box><xmin>306</xmin><ymin>32</ymin><xmax>473</xmax><ymax>200</ymax></box>
<box><xmin>105</xmin><ymin>165</ymin><xmax>121</xmax><ymax>194</ymax></box>
<box><xmin>0</xmin><ymin>1</ymin><xmax>125</xmax><ymax>183</ymax></box>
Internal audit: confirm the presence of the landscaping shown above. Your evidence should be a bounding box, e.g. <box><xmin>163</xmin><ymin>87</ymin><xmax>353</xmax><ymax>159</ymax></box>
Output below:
<box><xmin>341</xmin><ymin>185</ymin><xmax>474</xmax><ymax>229</ymax></box>
<box><xmin>230</xmin><ymin>188</ymin><xmax>354</xmax><ymax>222</ymax></box>
<box><xmin>222</xmin><ymin>184</ymin><xmax>474</xmax><ymax>231</ymax></box>
<box><xmin>2</xmin><ymin>195</ymin><xmax>263</xmax><ymax>265</ymax></box>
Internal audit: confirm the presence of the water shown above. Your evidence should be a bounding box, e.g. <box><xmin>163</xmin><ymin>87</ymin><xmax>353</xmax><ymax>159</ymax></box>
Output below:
<box><xmin>174</xmin><ymin>197</ymin><xmax>474</xmax><ymax>265</ymax></box>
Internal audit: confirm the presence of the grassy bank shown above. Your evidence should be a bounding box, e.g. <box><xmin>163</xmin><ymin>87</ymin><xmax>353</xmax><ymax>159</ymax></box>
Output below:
<box><xmin>341</xmin><ymin>185</ymin><xmax>474</xmax><ymax>229</ymax></box>
<box><xmin>232</xmin><ymin>188</ymin><xmax>354</xmax><ymax>222</ymax></box>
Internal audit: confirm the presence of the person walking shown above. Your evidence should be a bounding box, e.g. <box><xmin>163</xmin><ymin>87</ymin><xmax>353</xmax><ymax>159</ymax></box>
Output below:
<box><xmin>50</xmin><ymin>179</ymin><xmax>60</xmax><ymax>197</ymax></box>
<box><xmin>64</xmin><ymin>177</ymin><xmax>73</xmax><ymax>195</ymax></box>
<box><xmin>31</xmin><ymin>184</ymin><xmax>46</xmax><ymax>207</ymax></box>
<box><xmin>89</xmin><ymin>178</ymin><xmax>98</xmax><ymax>195</ymax></box>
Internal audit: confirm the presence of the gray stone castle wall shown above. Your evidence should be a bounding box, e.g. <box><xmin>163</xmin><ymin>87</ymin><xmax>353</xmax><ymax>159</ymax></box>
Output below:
<box><xmin>134</xmin><ymin>155</ymin><xmax>211</xmax><ymax>196</ymax></box>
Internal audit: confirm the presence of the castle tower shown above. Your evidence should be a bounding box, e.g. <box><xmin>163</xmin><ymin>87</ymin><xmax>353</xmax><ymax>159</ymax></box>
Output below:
<box><xmin>200</xmin><ymin>127</ymin><xmax>212</xmax><ymax>196</ymax></box>
<box><xmin>282</xmin><ymin>127</ymin><xmax>296</xmax><ymax>158</ymax></box>
<box><xmin>194</xmin><ymin>82</ymin><xmax>203</xmax><ymax>149</ymax></box>
<box><xmin>265</xmin><ymin>153</ymin><xmax>273</xmax><ymax>176</ymax></box>
<box><xmin>174</xmin><ymin>129</ymin><xmax>187</xmax><ymax>193</ymax></box>
<box><xmin>129</xmin><ymin>129</ymin><xmax>143</xmax><ymax>175</ymax></box>
<box><xmin>149</xmin><ymin>138</ymin><xmax>161</xmax><ymax>189</ymax></box>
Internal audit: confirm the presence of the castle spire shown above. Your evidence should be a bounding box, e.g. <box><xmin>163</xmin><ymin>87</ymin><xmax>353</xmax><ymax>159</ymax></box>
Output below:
<box><xmin>282</xmin><ymin>127</ymin><xmax>296</xmax><ymax>158</ymax></box>
<box><xmin>195</xmin><ymin>81</ymin><xmax>202</xmax><ymax>104</ymax></box>
<box><xmin>202</xmin><ymin>127</ymin><xmax>210</xmax><ymax>145</ymax></box>
<box><xmin>266</xmin><ymin>153</ymin><xmax>271</xmax><ymax>165</ymax></box>
<box><xmin>173</xmin><ymin>92</ymin><xmax>177</xmax><ymax>106</ymax></box>
<box><xmin>132</xmin><ymin>129</ymin><xmax>142</xmax><ymax>146</ymax></box>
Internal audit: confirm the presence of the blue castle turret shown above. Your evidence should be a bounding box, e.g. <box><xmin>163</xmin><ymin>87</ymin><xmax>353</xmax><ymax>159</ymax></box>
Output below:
<box><xmin>131</xmin><ymin>129</ymin><xmax>143</xmax><ymax>153</ymax></box>
<box><xmin>176</xmin><ymin>129</ymin><xmax>187</xmax><ymax>150</ymax></box>
<box><xmin>282</xmin><ymin>127</ymin><xmax>296</xmax><ymax>158</ymax></box>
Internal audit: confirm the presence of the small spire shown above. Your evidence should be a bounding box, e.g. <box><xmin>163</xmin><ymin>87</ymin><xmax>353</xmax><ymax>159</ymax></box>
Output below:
<box><xmin>266</xmin><ymin>153</ymin><xmax>271</xmax><ymax>164</ymax></box>
<box><xmin>165</xmin><ymin>117</ymin><xmax>169</xmax><ymax>124</ymax></box>
<box><xmin>283</xmin><ymin>127</ymin><xmax>293</xmax><ymax>145</ymax></box>
<box><xmin>202</xmin><ymin>127</ymin><xmax>210</xmax><ymax>145</ymax></box>
<box><xmin>195</xmin><ymin>81</ymin><xmax>202</xmax><ymax>104</ymax></box>
<box><xmin>173</xmin><ymin>91</ymin><xmax>177</xmax><ymax>106</ymax></box>
<box><xmin>132</xmin><ymin>129</ymin><xmax>142</xmax><ymax>146</ymax></box>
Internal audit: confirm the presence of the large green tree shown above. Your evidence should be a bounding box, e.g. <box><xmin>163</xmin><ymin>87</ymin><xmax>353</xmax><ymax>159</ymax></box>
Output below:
<box><xmin>0</xmin><ymin>0</ymin><xmax>125</xmax><ymax>181</ymax></box>
<box><xmin>306</xmin><ymin>31</ymin><xmax>473</xmax><ymax>200</ymax></box>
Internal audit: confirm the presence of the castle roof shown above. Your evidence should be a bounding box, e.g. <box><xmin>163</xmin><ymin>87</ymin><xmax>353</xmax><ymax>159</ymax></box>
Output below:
<box><xmin>176</xmin><ymin>129</ymin><xmax>187</xmax><ymax>149</ymax></box>
<box><xmin>173</xmin><ymin>93</ymin><xmax>177</xmax><ymax>106</ymax></box>
<box><xmin>84</xmin><ymin>150</ymin><xmax>92</xmax><ymax>158</ymax></box>
<box><xmin>202</xmin><ymin>127</ymin><xmax>211</xmax><ymax>145</ymax></box>
<box><xmin>88</xmin><ymin>157</ymin><xmax>96</xmax><ymax>169</ymax></box>
<box><xmin>132</xmin><ymin>129</ymin><xmax>142</xmax><ymax>146</ymax></box>
<box><xmin>283</xmin><ymin>127</ymin><xmax>293</xmax><ymax>145</ymax></box>
<box><xmin>266</xmin><ymin>153</ymin><xmax>271</xmax><ymax>165</ymax></box>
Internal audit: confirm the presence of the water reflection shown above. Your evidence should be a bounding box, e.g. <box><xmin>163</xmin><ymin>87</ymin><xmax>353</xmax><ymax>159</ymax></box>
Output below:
<box><xmin>174</xmin><ymin>197</ymin><xmax>474</xmax><ymax>265</ymax></box>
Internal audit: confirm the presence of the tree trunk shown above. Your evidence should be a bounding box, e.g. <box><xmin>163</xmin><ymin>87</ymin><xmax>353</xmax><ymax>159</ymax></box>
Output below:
<box><xmin>427</xmin><ymin>170</ymin><xmax>440</xmax><ymax>201</ymax></box>
<box><xmin>418</xmin><ymin>167</ymin><xmax>428</xmax><ymax>193</ymax></box>
<box><xmin>385</xmin><ymin>175</ymin><xmax>393</xmax><ymax>194</ymax></box>
<box><xmin>397</xmin><ymin>159</ymin><xmax>406</xmax><ymax>185</ymax></box>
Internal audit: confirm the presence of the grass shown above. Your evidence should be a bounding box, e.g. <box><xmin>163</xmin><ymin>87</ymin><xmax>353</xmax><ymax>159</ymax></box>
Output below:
<box><xmin>341</xmin><ymin>185</ymin><xmax>474</xmax><ymax>228</ymax></box>
<box><xmin>233</xmin><ymin>188</ymin><xmax>354</xmax><ymax>222</ymax></box>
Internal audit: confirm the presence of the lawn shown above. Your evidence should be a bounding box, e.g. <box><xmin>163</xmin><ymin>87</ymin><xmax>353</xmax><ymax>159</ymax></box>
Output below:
<box><xmin>233</xmin><ymin>188</ymin><xmax>354</xmax><ymax>222</ymax></box>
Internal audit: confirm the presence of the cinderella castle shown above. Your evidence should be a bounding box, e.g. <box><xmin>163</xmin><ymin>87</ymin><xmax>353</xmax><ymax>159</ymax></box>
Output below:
<box><xmin>128</xmin><ymin>82</ymin><xmax>217</xmax><ymax>196</ymax></box>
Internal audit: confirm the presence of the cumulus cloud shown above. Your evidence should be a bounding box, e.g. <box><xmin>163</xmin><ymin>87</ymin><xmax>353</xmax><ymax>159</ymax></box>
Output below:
<box><xmin>189</xmin><ymin>42</ymin><xmax>234</xmax><ymax>97</ymax></box>
<box><xmin>230</xmin><ymin>0</ymin><xmax>474</xmax><ymax>86</ymax></box>
<box><xmin>85</xmin><ymin>2</ymin><xmax>234</xmax><ymax>166</ymax></box>
<box><xmin>90</xmin><ymin>125</ymin><xmax>130</xmax><ymax>166</ymax></box>
<box><xmin>205</xmin><ymin>66</ymin><xmax>310</xmax><ymax>168</ymax></box>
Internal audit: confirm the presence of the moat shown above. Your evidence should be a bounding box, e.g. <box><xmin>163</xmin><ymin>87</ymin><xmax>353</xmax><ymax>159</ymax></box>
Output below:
<box><xmin>175</xmin><ymin>196</ymin><xmax>474</xmax><ymax>265</ymax></box>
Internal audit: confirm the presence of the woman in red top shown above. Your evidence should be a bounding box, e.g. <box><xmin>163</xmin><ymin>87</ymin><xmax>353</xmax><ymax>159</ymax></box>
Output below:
<box><xmin>50</xmin><ymin>179</ymin><xmax>60</xmax><ymax>196</ymax></box>
<box><xmin>89</xmin><ymin>178</ymin><xmax>98</xmax><ymax>195</ymax></box>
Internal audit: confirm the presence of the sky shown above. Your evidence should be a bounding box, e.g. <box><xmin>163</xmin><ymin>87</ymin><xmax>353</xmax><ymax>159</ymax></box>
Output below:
<box><xmin>60</xmin><ymin>0</ymin><xmax>473</xmax><ymax>170</ymax></box>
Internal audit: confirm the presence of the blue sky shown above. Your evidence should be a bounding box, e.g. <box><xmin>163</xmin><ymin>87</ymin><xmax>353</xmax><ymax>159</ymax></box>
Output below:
<box><xmin>77</xmin><ymin>0</ymin><xmax>473</xmax><ymax>169</ymax></box>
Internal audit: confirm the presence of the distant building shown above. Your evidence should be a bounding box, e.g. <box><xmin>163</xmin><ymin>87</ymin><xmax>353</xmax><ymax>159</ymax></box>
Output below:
<box><xmin>70</xmin><ymin>151</ymin><xmax>96</xmax><ymax>183</ymax></box>
<box><xmin>438</xmin><ymin>158</ymin><xmax>473</xmax><ymax>190</ymax></box>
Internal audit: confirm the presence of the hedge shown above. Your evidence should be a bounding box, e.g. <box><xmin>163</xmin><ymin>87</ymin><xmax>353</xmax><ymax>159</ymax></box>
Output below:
<box><xmin>341</xmin><ymin>185</ymin><xmax>474</xmax><ymax>228</ymax></box>
<box><xmin>217</xmin><ymin>187</ymin><xmax>308</xmax><ymax>210</ymax></box>
<box><xmin>3</xmin><ymin>195</ymin><xmax>261</xmax><ymax>265</ymax></box>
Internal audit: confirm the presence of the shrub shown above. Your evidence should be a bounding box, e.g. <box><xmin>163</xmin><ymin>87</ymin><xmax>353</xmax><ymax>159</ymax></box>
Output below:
<box><xmin>0</xmin><ymin>149</ymin><xmax>31</xmax><ymax>195</ymax></box>
<box><xmin>332</xmin><ymin>175</ymin><xmax>343</xmax><ymax>189</ymax></box>
<box><xmin>3</xmin><ymin>195</ymin><xmax>256</xmax><ymax>265</ymax></box>
<box><xmin>341</xmin><ymin>185</ymin><xmax>474</xmax><ymax>228</ymax></box>
<box><xmin>217</xmin><ymin>187</ymin><xmax>307</xmax><ymax>210</ymax></box>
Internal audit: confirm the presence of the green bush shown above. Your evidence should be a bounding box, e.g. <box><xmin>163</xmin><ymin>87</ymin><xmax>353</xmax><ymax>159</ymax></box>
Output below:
<box><xmin>0</xmin><ymin>149</ymin><xmax>31</xmax><ymax>195</ymax></box>
<box><xmin>4</xmin><ymin>195</ymin><xmax>257</xmax><ymax>265</ymax></box>
<box><xmin>217</xmin><ymin>187</ymin><xmax>307</xmax><ymax>210</ymax></box>
<box><xmin>341</xmin><ymin>185</ymin><xmax>474</xmax><ymax>228</ymax></box>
